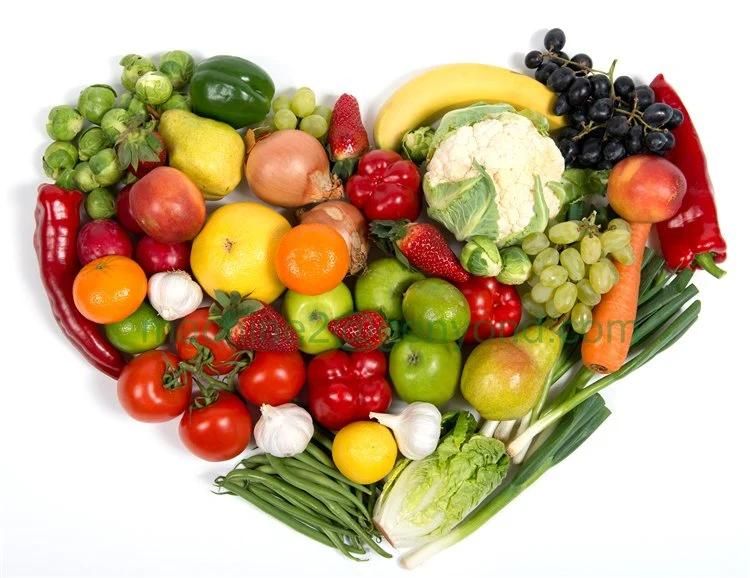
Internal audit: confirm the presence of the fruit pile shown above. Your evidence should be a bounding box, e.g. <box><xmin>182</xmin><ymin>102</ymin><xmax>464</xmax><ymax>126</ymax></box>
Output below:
<box><xmin>34</xmin><ymin>28</ymin><xmax>726</xmax><ymax>568</ymax></box>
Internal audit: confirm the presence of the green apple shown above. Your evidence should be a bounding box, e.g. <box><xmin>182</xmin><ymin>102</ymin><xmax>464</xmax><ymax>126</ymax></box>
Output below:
<box><xmin>355</xmin><ymin>258</ymin><xmax>424</xmax><ymax>321</ymax></box>
<box><xmin>389</xmin><ymin>334</ymin><xmax>462</xmax><ymax>406</ymax></box>
<box><xmin>282</xmin><ymin>283</ymin><xmax>353</xmax><ymax>354</ymax></box>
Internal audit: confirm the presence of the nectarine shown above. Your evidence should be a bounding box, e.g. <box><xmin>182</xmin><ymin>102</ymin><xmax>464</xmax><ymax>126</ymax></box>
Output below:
<box><xmin>130</xmin><ymin>167</ymin><xmax>206</xmax><ymax>243</ymax></box>
<box><xmin>607</xmin><ymin>155</ymin><xmax>686</xmax><ymax>224</ymax></box>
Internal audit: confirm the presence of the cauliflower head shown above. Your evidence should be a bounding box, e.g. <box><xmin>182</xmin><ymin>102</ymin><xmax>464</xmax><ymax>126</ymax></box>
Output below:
<box><xmin>424</xmin><ymin>106</ymin><xmax>565</xmax><ymax>246</ymax></box>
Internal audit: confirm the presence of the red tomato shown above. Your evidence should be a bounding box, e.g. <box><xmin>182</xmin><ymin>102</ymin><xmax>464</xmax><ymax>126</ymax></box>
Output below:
<box><xmin>179</xmin><ymin>392</ymin><xmax>252</xmax><ymax>461</ymax></box>
<box><xmin>117</xmin><ymin>351</ymin><xmax>192</xmax><ymax>422</ymax></box>
<box><xmin>175</xmin><ymin>308</ymin><xmax>238</xmax><ymax>375</ymax></box>
<box><xmin>237</xmin><ymin>350</ymin><xmax>306</xmax><ymax>406</ymax></box>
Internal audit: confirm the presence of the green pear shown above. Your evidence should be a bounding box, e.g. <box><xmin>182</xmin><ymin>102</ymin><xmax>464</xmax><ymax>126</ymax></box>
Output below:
<box><xmin>460</xmin><ymin>325</ymin><xmax>562</xmax><ymax>420</ymax></box>
<box><xmin>159</xmin><ymin>109</ymin><xmax>244</xmax><ymax>200</ymax></box>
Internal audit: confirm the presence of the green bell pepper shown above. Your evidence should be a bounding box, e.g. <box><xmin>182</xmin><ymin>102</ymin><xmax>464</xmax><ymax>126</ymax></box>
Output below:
<box><xmin>189</xmin><ymin>55</ymin><xmax>274</xmax><ymax>128</ymax></box>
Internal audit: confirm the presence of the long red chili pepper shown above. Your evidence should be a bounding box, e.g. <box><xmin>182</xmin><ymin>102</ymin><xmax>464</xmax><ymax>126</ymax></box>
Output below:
<box><xmin>34</xmin><ymin>184</ymin><xmax>125</xmax><ymax>378</ymax></box>
<box><xmin>650</xmin><ymin>74</ymin><xmax>727</xmax><ymax>278</ymax></box>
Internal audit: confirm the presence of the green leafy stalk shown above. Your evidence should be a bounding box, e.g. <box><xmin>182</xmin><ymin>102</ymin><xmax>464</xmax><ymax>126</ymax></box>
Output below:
<box><xmin>508</xmin><ymin>300</ymin><xmax>701</xmax><ymax>457</ymax></box>
<box><xmin>400</xmin><ymin>395</ymin><xmax>611</xmax><ymax>569</ymax></box>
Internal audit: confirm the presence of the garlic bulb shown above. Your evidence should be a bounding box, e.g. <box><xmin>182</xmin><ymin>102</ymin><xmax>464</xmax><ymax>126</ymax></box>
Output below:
<box><xmin>370</xmin><ymin>402</ymin><xmax>442</xmax><ymax>460</ymax></box>
<box><xmin>254</xmin><ymin>403</ymin><xmax>314</xmax><ymax>457</ymax></box>
<box><xmin>147</xmin><ymin>270</ymin><xmax>203</xmax><ymax>321</ymax></box>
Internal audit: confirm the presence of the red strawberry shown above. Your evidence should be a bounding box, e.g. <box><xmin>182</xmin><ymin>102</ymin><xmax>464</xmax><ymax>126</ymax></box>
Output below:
<box><xmin>328</xmin><ymin>311</ymin><xmax>390</xmax><ymax>352</ymax></box>
<box><xmin>328</xmin><ymin>94</ymin><xmax>369</xmax><ymax>178</ymax></box>
<box><xmin>371</xmin><ymin>220</ymin><xmax>470</xmax><ymax>284</ymax></box>
<box><xmin>209</xmin><ymin>291</ymin><xmax>298</xmax><ymax>353</ymax></box>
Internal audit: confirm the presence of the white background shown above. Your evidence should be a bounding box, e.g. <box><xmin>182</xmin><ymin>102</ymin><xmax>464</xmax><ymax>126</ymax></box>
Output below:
<box><xmin>2</xmin><ymin>2</ymin><xmax>749</xmax><ymax>577</ymax></box>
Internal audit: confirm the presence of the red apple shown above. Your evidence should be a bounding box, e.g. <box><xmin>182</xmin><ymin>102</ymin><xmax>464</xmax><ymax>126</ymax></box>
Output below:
<box><xmin>116</xmin><ymin>185</ymin><xmax>143</xmax><ymax>234</ymax></box>
<box><xmin>77</xmin><ymin>219</ymin><xmax>133</xmax><ymax>265</ymax></box>
<box><xmin>129</xmin><ymin>167</ymin><xmax>206</xmax><ymax>243</ymax></box>
<box><xmin>135</xmin><ymin>236</ymin><xmax>191</xmax><ymax>275</ymax></box>
<box><xmin>608</xmin><ymin>155</ymin><xmax>686</xmax><ymax>224</ymax></box>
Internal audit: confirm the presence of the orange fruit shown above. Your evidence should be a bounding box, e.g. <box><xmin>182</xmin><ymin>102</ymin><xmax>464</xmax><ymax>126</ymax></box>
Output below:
<box><xmin>274</xmin><ymin>223</ymin><xmax>349</xmax><ymax>295</ymax></box>
<box><xmin>73</xmin><ymin>256</ymin><xmax>148</xmax><ymax>324</ymax></box>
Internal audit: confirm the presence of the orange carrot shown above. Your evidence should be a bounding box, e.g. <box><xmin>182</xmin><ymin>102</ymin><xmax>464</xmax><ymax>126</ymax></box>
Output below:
<box><xmin>581</xmin><ymin>222</ymin><xmax>651</xmax><ymax>374</ymax></box>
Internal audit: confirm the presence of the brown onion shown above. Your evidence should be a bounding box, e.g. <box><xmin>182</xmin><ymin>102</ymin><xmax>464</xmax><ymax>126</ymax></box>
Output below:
<box><xmin>245</xmin><ymin>129</ymin><xmax>344</xmax><ymax>207</ymax></box>
<box><xmin>299</xmin><ymin>201</ymin><xmax>369</xmax><ymax>274</ymax></box>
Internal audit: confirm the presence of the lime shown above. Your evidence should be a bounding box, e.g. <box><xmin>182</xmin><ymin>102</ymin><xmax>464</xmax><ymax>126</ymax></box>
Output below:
<box><xmin>401</xmin><ymin>278</ymin><xmax>470</xmax><ymax>343</ymax></box>
<box><xmin>105</xmin><ymin>302</ymin><xmax>170</xmax><ymax>354</ymax></box>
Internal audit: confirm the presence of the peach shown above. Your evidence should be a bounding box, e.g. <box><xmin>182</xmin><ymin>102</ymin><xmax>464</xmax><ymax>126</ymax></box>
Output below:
<box><xmin>607</xmin><ymin>155</ymin><xmax>686</xmax><ymax>224</ymax></box>
<box><xmin>129</xmin><ymin>167</ymin><xmax>206</xmax><ymax>243</ymax></box>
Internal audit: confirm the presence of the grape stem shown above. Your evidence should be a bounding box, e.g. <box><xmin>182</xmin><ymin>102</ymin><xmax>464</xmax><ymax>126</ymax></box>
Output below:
<box><xmin>541</xmin><ymin>50</ymin><xmax>614</xmax><ymax>77</ymax></box>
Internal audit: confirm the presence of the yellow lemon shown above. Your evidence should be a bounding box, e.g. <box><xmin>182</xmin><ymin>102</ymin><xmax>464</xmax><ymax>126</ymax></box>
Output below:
<box><xmin>332</xmin><ymin>422</ymin><xmax>397</xmax><ymax>484</ymax></box>
<box><xmin>191</xmin><ymin>202</ymin><xmax>290</xmax><ymax>303</ymax></box>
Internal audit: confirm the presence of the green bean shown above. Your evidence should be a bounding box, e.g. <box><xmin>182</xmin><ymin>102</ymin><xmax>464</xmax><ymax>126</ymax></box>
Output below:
<box><xmin>226</xmin><ymin>468</ymin><xmax>341</xmax><ymax>524</ymax></box>
<box><xmin>268</xmin><ymin>455</ymin><xmax>369</xmax><ymax>518</ymax></box>
<box><xmin>240</xmin><ymin>454</ymin><xmax>270</xmax><ymax>468</ymax></box>
<box><xmin>304</xmin><ymin>442</ymin><xmax>336</xmax><ymax>467</ymax></box>
<box><xmin>247</xmin><ymin>485</ymin><xmax>352</xmax><ymax>537</ymax></box>
<box><xmin>313</xmin><ymin>429</ymin><xmax>334</xmax><ymax>451</ymax></box>
<box><xmin>326</xmin><ymin>501</ymin><xmax>392</xmax><ymax>558</ymax></box>
<box><xmin>632</xmin><ymin>285</ymin><xmax>699</xmax><ymax>347</ymax></box>
<box><xmin>217</xmin><ymin>479</ymin><xmax>335</xmax><ymax>550</ymax></box>
<box><xmin>294</xmin><ymin>452</ymin><xmax>372</xmax><ymax>494</ymax></box>
<box><xmin>322</xmin><ymin>529</ymin><xmax>364</xmax><ymax>561</ymax></box>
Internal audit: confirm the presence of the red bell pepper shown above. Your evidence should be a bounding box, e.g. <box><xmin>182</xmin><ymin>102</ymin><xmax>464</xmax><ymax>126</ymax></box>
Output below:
<box><xmin>345</xmin><ymin>150</ymin><xmax>422</xmax><ymax>221</ymax></box>
<box><xmin>458</xmin><ymin>276</ymin><xmax>522</xmax><ymax>343</ymax></box>
<box><xmin>307</xmin><ymin>349</ymin><xmax>392</xmax><ymax>431</ymax></box>
<box><xmin>650</xmin><ymin>74</ymin><xmax>727</xmax><ymax>278</ymax></box>
<box><xmin>34</xmin><ymin>184</ymin><xmax>125</xmax><ymax>378</ymax></box>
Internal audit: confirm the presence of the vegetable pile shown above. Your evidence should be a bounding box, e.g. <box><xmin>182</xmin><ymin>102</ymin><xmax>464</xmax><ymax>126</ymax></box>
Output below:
<box><xmin>35</xmin><ymin>27</ymin><xmax>726</xmax><ymax>568</ymax></box>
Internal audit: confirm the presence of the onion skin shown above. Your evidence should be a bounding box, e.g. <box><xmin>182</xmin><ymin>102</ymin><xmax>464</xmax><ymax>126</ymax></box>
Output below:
<box><xmin>299</xmin><ymin>201</ymin><xmax>369</xmax><ymax>274</ymax></box>
<box><xmin>245</xmin><ymin>129</ymin><xmax>344</xmax><ymax>208</ymax></box>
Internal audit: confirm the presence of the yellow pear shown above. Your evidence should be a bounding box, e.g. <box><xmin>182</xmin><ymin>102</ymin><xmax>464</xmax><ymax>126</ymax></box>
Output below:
<box><xmin>159</xmin><ymin>109</ymin><xmax>244</xmax><ymax>200</ymax></box>
<box><xmin>460</xmin><ymin>325</ymin><xmax>562</xmax><ymax>420</ymax></box>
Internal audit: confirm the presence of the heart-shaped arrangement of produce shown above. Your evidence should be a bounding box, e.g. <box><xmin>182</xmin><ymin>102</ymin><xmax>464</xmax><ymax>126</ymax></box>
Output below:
<box><xmin>34</xmin><ymin>28</ymin><xmax>725</xmax><ymax>568</ymax></box>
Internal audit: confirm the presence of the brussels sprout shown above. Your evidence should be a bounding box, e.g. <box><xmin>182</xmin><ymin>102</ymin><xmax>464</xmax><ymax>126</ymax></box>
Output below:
<box><xmin>497</xmin><ymin>247</ymin><xmax>532</xmax><ymax>285</ymax></box>
<box><xmin>135</xmin><ymin>71</ymin><xmax>173</xmax><ymax>105</ymax></box>
<box><xmin>401</xmin><ymin>126</ymin><xmax>435</xmax><ymax>164</ymax></box>
<box><xmin>46</xmin><ymin>105</ymin><xmax>84</xmax><ymax>141</ymax></box>
<box><xmin>100</xmin><ymin>108</ymin><xmax>132</xmax><ymax>141</ymax></box>
<box><xmin>77</xmin><ymin>127</ymin><xmax>110</xmax><ymax>161</ymax></box>
<box><xmin>72</xmin><ymin>162</ymin><xmax>99</xmax><ymax>192</ymax></box>
<box><xmin>55</xmin><ymin>168</ymin><xmax>76</xmax><ymax>190</ymax></box>
<box><xmin>42</xmin><ymin>141</ymin><xmax>78</xmax><ymax>179</ymax></box>
<box><xmin>89</xmin><ymin>148</ymin><xmax>123</xmax><ymax>187</ymax></box>
<box><xmin>85</xmin><ymin>187</ymin><xmax>116</xmax><ymax>219</ymax></box>
<box><xmin>127</xmin><ymin>96</ymin><xmax>148</xmax><ymax>118</ymax></box>
<box><xmin>460</xmin><ymin>236</ymin><xmax>503</xmax><ymax>277</ymax></box>
<box><xmin>116</xmin><ymin>91</ymin><xmax>134</xmax><ymax>109</ymax></box>
<box><xmin>77</xmin><ymin>84</ymin><xmax>116</xmax><ymax>123</ymax></box>
<box><xmin>158</xmin><ymin>50</ymin><xmax>194</xmax><ymax>90</ymax></box>
<box><xmin>120</xmin><ymin>54</ymin><xmax>156</xmax><ymax>92</ymax></box>
<box><xmin>159</xmin><ymin>93</ymin><xmax>190</xmax><ymax>112</ymax></box>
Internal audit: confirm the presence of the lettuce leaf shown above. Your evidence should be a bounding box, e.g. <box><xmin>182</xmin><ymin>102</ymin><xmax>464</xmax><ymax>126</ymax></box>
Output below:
<box><xmin>373</xmin><ymin>411</ymin><xmax>509</xmax><ymax>549</ymax></box>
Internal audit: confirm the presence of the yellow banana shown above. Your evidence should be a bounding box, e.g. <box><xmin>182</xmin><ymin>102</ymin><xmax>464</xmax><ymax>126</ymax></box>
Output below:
<box><xmin>374</xmin><ymin>63</ymin><xmax>566</xmax><ymax>150</ymax></box>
